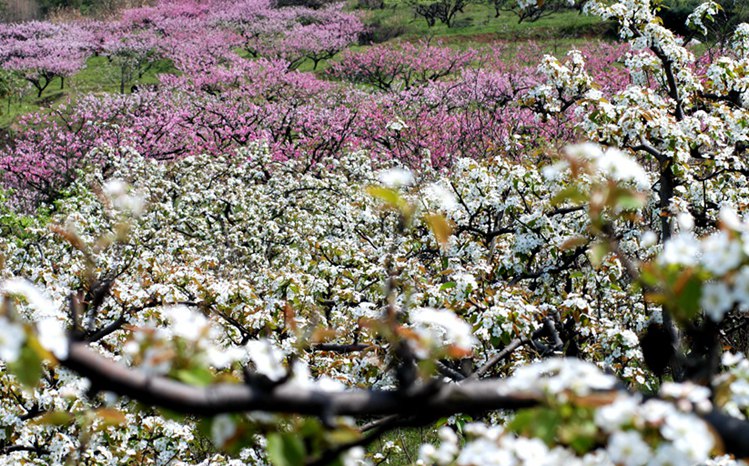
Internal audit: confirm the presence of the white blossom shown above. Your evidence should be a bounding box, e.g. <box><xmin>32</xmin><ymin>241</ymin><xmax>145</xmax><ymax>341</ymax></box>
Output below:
<box><xmin>0</xmin><ymin>317</ymin><xmax>24</xmax><ymax>362</ymax></box>
<box><xmin>607</xmin><ymin>430</ymin><xmax>651</xmax><ymax>466</ymax></box>
<box><xmin>423</xmin><ymin>182</ymin><xmax>458</xmax><ymax>211</ymax></box>
<box><xmin>246</xmin><ymin>339</ymin><xmax>286</xmax><ymax>381</ymax></box>
<box><xmin>2</xmin><ymin>278</ymin><xmax>57</xmax><ymax>317</ymax></box>
<box><xmin>701</xmin><ymin>231</ymin><xmax>743</xmax><ymax>276</ymax></box>
<box><xmin>594</xmin><ymin>148</ymin><xmax>650</xmax><ymax>188</ymax></box>
<box><xmin>163</xmin><ymin>305</ymin><xmax>211</xmax><ymax>341</ymax></box>
<box><xmin>211</xmin><ymin>415</ymin><xmax>237</xmax><ymax>448</ymax></box>
<box><xmin>377</xmin><ymin>167</ymin><xmax>414</xmax><ymax>188</ymax></box>
<box><xmin>701</xmin><ymin>281</ymin><xmax>733</xmax><ymax>322</ymax></box>
<box><xmin>37</xmin><ymin>318</ymin><xmax>68</xmax><ymax>359</ymax></box>
<box><xmin>660</xmin><ymin>233</ymin><xmax>700</xmax><ymax>267</ymax></box>
<box><xmin>103</xmin><ymin>179</ymin><xmax>146</xmax><ymax>216</ymax></box>
<box><xmin>640</xmin><ymin>230</ymin><xmax>658</xmax><ymax>248</ymax></box>
<box><xmin>409</xmin><ymin>307</ymin><xmax>476</xmax><ymax>355</ymax></box>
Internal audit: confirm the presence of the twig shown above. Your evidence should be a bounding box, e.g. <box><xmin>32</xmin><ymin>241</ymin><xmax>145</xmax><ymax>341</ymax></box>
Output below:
<box><xmin>465</xmin><ymin>338</ymin><xmax>527</xmax><ymax>381</ymax></box>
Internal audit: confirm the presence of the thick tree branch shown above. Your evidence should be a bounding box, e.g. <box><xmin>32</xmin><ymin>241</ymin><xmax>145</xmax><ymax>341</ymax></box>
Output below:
<box><xmin>703</xmin><ymin>410</ymin><xmax>749</xmax><ymax>458</ymax></box>
<box><xmin>59</xmin><ymin>342</ymin><xmax>749</xmax><ymax>459</ymax></box>
<box><xmin>63</xmin><ymin>342</ymin><xmax>537</xmax><ymax>418</ymax></box>
<box><xmin>310</xmin><ymin>343</ymin><xmax>374</xmax><ymax>353</ymax></box>
<box><xmin>84</xmin><ymin>314</ymin><xmax>128</xmax><ymax>342</ymax></box>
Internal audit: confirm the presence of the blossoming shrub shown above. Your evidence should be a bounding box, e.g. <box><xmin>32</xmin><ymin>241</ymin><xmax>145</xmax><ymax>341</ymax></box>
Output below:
<box><xmin>0</xmin><ymin>136</ymin><xmax>734</xmax><ymax>464</ymax></box>
<box><xmin>0</xmin><ymin>21</ymin><xmax>92</xmax><ymax>97</ymax></box>
<box><xmin>3</xmin><ymin>0</ymin><xmax>749</xmax><ymax>464</ymax></box>
<box><xmin>1</xmin><ymin>38</ymin><xmax>627</xmax><ymax>206</ymax></box>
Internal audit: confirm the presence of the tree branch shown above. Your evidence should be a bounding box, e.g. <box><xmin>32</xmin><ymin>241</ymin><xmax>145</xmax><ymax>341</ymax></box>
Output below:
<box><xmin>63</xmin><ymin>342</ymin><xmax>538</xmax><ymax>418</ymax></box>
<box><xmin>310</xmin><ymin>343</ymin><xmax>374</xmax><ymax>353</ymax></box>
<box><xmin>59</xmin><ymin>341</ymin><xmax>749</xmax><ymax>460</ymax></box>
<box><xmin>466</xmin><ymin>337</ymin><xmax>527</xmax><ymax>381</ymax></box>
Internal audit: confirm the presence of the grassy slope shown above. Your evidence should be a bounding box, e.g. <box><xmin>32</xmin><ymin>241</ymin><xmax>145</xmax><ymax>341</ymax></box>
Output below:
<box><xmin>0</xmin><ymin>56</ymin><xmax>174</xmax><ymax>129</ymax></box>
<box><xmin>365</xmin><ymin>2</ymin><xmax>604</xmax><ymax>41</ymax></box>
<box><xmin>295</xmin><ymin>4</ymin><xmax>605</xmax><ymax>71</ymax></box>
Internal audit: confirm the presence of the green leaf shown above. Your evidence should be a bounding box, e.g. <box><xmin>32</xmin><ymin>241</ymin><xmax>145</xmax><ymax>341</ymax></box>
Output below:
<box><xmin>588</xmin><ymin>242</ymin><xmax>609</xmax><ymax>267</ymax></box>
<box><xmin>175</xmin><ymin>367</ymin><xmax>214</xmax><ymax>387</ymax></box>
<box><xmin>32</xmin><ymin>411</ymin><xmax>74</xmax><ymax>426</ymax></box>
<box><xmin>551</xmin><ymin>186</ymin><xmax>587</xmax><ymax>206</ymax></box>
<box><xmin>557</xmin><ymin>408</ymin><xmax>598</xmax><ymax>454</ymax></box>
<box><xmin>196</xmin><ymin>417</ymin><xmax>213</xmax><ymax>439</ymax></box>
<box><xmin>675</xmin><ymin>274</ymin><xmax>702</xmax><ymax>320</ymax></box>
<box><xmin>267</xmin><ymin>433</ymin><xmax>306</xmax><ymax>466</ymax></box>
<box><xmin>614</xmin><ymin>193</ymin><xmax>645</xmax><ymax>211</ymax></box>
<box><xmin>508</xmin><ymin>407</ymin><xmax>562</xmax><ymax>446</ymax></box>
<box><xmin>366</xmin><ymin>186</ymin><xmax>402</xmax><ymax>209</ymax></box>
<box><xmin>566</xmin><ymin>422</ymin><xmax>598</xmax><ymax>454</ymax></box>
<box><xmin>366</xmin><ymin>185</ymin><xmax>414</xmax><ymax>222</ymax></box>
<box><xmin>9</xmin><ymin>344</ymin><xmax>43</xmax><ymax>388</ymax></box>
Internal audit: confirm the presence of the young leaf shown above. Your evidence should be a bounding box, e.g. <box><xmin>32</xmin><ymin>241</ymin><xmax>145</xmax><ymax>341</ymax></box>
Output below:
<box><xmin>425</xmin><ymin>213</ymin><xmax>452</xmax><ymax>249</ymax></box>
<box><xmin>9</xmin><ymin>344</ymin><xmax>43</xmax><ymax>388</ymax></box>
<box><xmin>366</xmin><ymin>186</ymin><xmax>402</xmax><ymax>210</ymax></box>
<box><xmin>588</xmin><ymin>242</ymin><xmax>609</xmax><ymax>267</ymax></box>
<box><xmin>175</xmin><ymin>367</ymin><xmax>214</xmax><ymax>387</ymax></box>
<box><xmin>267</xmin><ymin>433</ymin><xmax>306</xmax><ymax>466</ymax></box>
<box><xmin>32</xmin><ymin>411</ymin><xmax>74</xmax><ymax>426</ymax></box>
<box><xmin>94</xmin><ymin>408</ymin><xmax>127</xmax><ymax>427</ymax></box>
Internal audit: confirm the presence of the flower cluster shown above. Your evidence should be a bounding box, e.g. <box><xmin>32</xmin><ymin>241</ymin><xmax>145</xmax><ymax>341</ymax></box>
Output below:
<box><xmin>1</xmin><ymin>0</ymin><xmax>749</xmax><ymax>463</ymax></box>
<box><xmin>420</xmin><ymin>360</ymin><xmax>719</xmax><ymax>466</ymax></box>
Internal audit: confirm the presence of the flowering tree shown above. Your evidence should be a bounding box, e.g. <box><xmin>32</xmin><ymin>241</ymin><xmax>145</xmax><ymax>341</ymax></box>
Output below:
<box><xmin>406</xmin><ymin>0</ymin><xmax>473</xmax><ymax>27</ymax></box>
<box><xmin>213</xmin><ymin>1</ymin><xmax>364</xmax><ymax>69</ymax></box>
<box><xmin>279</xmin><ymin>6</ymin><xmax>365</xmax><ymax>70</ymax></box>
<box><xmin>2</xmin><ymin>37</ymin><xmax>633</xmax><ymax>204</ymax></box>
<box><xmin>0</xmin><ymin>40</ymin><xmax>576</xmax><ymax>203</ymax></box>
<box><xmin>210</xmin><ymin>0</ymin><xmax>288</xmax><ymax>58</ymax></box>
<box><xmin>4</xmin><ymin>0</ymin><xmax>749</xmax><ymax>464</ymax></box>
<box><xmin>94</xmin><ymin>22</ymin><xmax>162</xmax><ymax>94</ymax></box>
<box><xmin>0</xmin><ymin>21</ymin><xmax>91</xmax><ymax>97</ymax></box>
<box><xmin>492</xmin><ymin>0</ymin><xmax>574</xmax><ymax>22</ymax></box>
<box><xmin>329</xmin><ymin>41</ymin><xmax>476</xmax><ymax>90</ymax></box>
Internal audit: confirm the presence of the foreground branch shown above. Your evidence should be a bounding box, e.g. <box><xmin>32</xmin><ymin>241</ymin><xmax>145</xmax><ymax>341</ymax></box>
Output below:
<box><xmin>63</xmin><ymin>342</ymin><xmax>537</xmax><ymax>418</ymax></box>
<box><xmin>62</xmin><ymin>342</ymin><xmax>749</xmax><ymax>459</ymax></box>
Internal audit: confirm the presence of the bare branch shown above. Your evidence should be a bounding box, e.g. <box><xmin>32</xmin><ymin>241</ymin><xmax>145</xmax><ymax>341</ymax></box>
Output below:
<box><xmin>310</xmin><ymin>343</ymin><xmax>374</xmax><ymax>353</ymax></box>
<box><xmin>63</xmin><ymin>342</ymin><xmax>538</xmax><ymax>418</ymax></box>
<box><xmin>59</xmin><ymin>341</ymin><xmax>749</xmax><ymax>459</ymax></box>
<box><xmin>466</xmin><ymin>338</ymin><xmax>527</xmax><ymax>381</ymax></box>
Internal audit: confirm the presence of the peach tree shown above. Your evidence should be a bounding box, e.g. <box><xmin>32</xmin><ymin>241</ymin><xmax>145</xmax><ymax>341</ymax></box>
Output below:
<box><xmin>2</xmin><ymin>0</ymin><xmax>749</xmax><ymax>465</ymax></box>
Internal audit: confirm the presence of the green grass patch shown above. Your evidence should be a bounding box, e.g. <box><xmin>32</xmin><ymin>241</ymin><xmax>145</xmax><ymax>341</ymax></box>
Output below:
<box><xmin>0</xmin><ymin>55</ymin><xmax>176</xmax><ymax>130</ymax></box>
<box><xmin>361</xmin><ymin>3</ymin><xmax>609</xmax><ymax>43</ymax></box>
